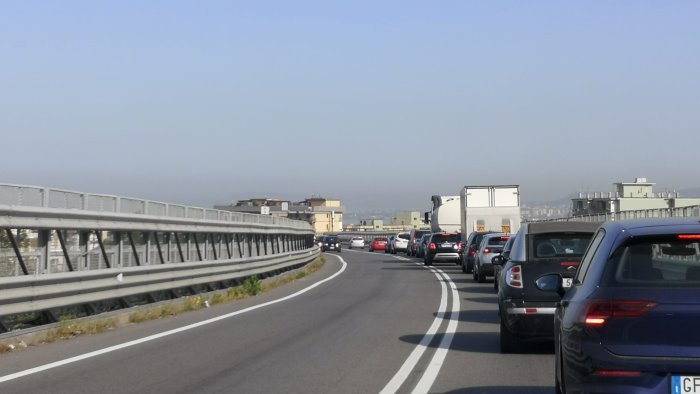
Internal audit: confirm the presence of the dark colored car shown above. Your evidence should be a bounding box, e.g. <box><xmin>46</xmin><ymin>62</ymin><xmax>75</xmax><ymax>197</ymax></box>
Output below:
<box><xmin>494</xmin><ymin>221</ymin><xmax>600</xmax><ymax>353</ymax></box>
<box><xmin>321</xmin><ymin>235</ymin><xmax>342</xmax><ymax>253</ymax></box>
<box><xmin>462</xmin><ymin>231</ymin><xmax>497</xmax><ymax>273</ymax></box>
<box><xmin>424</xmin><ymin>232</ymin><xmax>462</xmax><ymax>266</ymax></box>
<box><xmin>416</xmin><ymin>234</ymin><xmax>431</xmax><ymax>258</ymax></box>
<box><xmin>369</xmin><ymin>237</ymin><xmax>387</xmax><ymax>252</ymax></box>
<box><xmin>537</xmin><ymin>218</ymin><xmax>700</xmax><ymax>394</ymax></box>
<box><xmin>385</xmin><ymin>235</ymin><xmax>395</xmax><ymax>254</ymax></box>
<box><xmin>407</xmin><ymin>229</ymin><xmax>431</xmax><ymax>256</ymax></box>
<box><xmin>494</xmin><ymin>236</ymin><xmax>515</xmax><ymax>292</ymax></box>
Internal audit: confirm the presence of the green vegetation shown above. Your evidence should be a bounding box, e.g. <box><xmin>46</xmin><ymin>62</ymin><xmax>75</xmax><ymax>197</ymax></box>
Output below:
<box><xmin>1</xmin><ymin>256</ymin><xmax>327</xmax><ymax>355</ymax></box>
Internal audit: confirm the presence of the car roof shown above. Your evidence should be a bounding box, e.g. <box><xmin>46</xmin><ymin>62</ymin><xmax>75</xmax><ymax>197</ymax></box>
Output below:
<box><xmin>527</xmin><ymin>221</ymin><xmax>602</xmax><ymax>234</ymax></box>
<box><xmin>601</xmin><ymin>217</ymin><xmax>700</xmax><ymax>236</ymax></box>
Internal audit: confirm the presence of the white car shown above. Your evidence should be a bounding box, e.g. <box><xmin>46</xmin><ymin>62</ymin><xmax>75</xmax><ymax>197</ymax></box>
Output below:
<box><xmin>349</xmin><ymin>237</ymin><xmax>365</xmax><ymax>249</ymax></box>
<box><xmin>392</xmin><ymin>232</ymin><xmax>410</xmax><ymax>254</ymax></box>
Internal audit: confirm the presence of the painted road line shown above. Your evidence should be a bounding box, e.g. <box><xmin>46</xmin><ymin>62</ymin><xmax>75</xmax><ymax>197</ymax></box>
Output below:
<box><xmin>379</xmin><ymin>259</ymin><xmax>449</xmax><ymax>394</ymax></box>
<box><xmin>0</xmin><ymin>256</ymin><xmax>348</xmax><ymax>384</ymax></box>
<box><xmin>411</xmin><ymin>267</ymin><xmax>460</xmax><ymax>393</ymax></box>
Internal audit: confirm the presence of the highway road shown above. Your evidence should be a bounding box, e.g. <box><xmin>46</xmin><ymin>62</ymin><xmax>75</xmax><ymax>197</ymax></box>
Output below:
<box><xmin>0</xmin><ymin>249</ymin><xmax>555</xmax><ymax>393</ymax></box>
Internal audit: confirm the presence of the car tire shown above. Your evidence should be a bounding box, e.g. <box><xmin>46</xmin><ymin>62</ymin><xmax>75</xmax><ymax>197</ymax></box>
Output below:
<box><xmin>477</xmin><ymin>267</ymin><xmax>487</xmax><ymax>283</ymax></box>
<box><xmin>461</xmin><ymin>260</ymin><xmax>468</xmax><ymax>273</ymax></box>
<box><xmin>472</xmin><ymin>264</ymin><xmax>479</xmax><ymax>281</ymax></box>
<box><xmin>500</xmin><ymin>318</ymin><xmax>520</xmax><ymax>353</ymax></box>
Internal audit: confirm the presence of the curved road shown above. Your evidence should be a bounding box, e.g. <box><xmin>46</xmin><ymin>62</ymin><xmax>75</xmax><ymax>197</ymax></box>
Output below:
<box><xmin>0</xmin><ymin>249</ymin><xmax>555</xmax><ymax>393</ymax></box>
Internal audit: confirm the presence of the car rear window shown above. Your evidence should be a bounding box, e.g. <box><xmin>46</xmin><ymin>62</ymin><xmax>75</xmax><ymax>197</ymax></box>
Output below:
<box><xmin>397</xmin><ymin>233</ymin><xmax>409</xmax><ymax>240</ymax></box>
<box><xmin>604</xmin><ymin>235</ymin><xmax>700</xmax><ymax>287</ymax></box>
<box><xmin>486</xmin><ymin>236</ymin><xmax>509</xmax><ymax>246</ymax></box>
<box><xmin>352</xmin><ymin>237</ymin><xmax>363</xmax><ymax>240</ymax></box>
<box><xmin>324</xmin><ymin>236</ymin><xmax>339</xmax><ymax>242</ymax></box>
<box><xmin>374</xmin><ymin>238</ymin><xmax>387</xmax><ymax>241</ymax></box>
<box><xmin>530</xmin><ymin>234</ymin><xmax>593</xmax><ymax>259</ymax></box>
<box><xmin>432</xmin><ymin>234</ymin><xmax>460</xmax><ymax>243</ymax></box>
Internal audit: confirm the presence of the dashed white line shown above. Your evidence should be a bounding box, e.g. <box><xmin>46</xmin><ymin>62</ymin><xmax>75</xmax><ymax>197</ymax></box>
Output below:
<box><xmin>0</xmin><ymin>256</ymin><xmax>348</xmax><ymax>384</ymax></box>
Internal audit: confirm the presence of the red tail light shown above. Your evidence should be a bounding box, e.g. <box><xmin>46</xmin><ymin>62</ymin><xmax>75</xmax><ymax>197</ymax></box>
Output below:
<box><xmin>469</xmin><ymin>249</ymin><xmax>477</xmax><ymax>256</ymax></box>
<box><xmin>678</xmin><ymin>234</ymin><xmax>700</xmax><ymax>240</ymax></box>
<box><xmin>500</xmin><ymin>236</ymin><xmax>510</xmax><ymax>241</ymax></box>
<box><xmin>483</xmin><ymin>247</ymin><xmax>491</xmax><ymax>254</ymax></box>
<box><xmin>584</xmin><ymin>300</ymin><xmax>657</xmax><ymax>327</ymax></box>
<box><xmin>506</xmin><ymin>266</ymin><xmax>523</xmax><ymax>288</ymax></box>
<box><xmin>457</xmin><ymin>242</ymin><xmax>463</xmax><ymax>250</ymax></box>
<box><xmin>593</xmin><ymin>371</ymin><xmax>642</xmax><ymax>377</ymax></box>
<box><xmin>429</xmin><ymin>243</ymin><xmax>436</xmax><ymax>251</ymax></box>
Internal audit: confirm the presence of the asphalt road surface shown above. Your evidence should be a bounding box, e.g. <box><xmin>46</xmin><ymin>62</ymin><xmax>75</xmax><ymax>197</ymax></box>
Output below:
<box><xmin>0</xmin><ymin>249</ymin><xmax>555</xmax><ymax>393</ymax></box>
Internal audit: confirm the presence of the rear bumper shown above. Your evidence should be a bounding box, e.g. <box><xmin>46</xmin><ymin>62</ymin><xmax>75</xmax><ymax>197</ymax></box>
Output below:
<box><xmin>429</xmin><ymin>253</ymin><xmax>461</xmax><ymax>262</ymax></box>
<box><xmin>501</xmin><ymin>299</ymin><xmax>557</xmax><ymax>339</ymax></box>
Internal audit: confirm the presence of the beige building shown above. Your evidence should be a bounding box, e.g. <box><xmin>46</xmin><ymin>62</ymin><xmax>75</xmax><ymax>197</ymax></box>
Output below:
<box><xmin>215</xmin><ymin>197</ymin><xmax>344</xmax><ymax>234</ymax></box>
<box><xmin>572</xmin><ymin>178</ymin><xmax>700</xmax><ymax>216</ymax></box>
<box><xmin>390</xmin><ymin>211</ymin><xmax>427</xmax><ymax>229</ymax></box>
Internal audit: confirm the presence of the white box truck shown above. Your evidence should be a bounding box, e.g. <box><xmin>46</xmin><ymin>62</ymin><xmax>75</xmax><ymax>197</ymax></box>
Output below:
<box><xmin>459</xmin><ymin>185</ymin><xmax>521</xmax><ymax>239</ymax></box>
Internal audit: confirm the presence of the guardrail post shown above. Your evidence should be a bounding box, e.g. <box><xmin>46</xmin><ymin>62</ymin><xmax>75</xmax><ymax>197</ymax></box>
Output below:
<box><xmin>38</xmin><ymin>230</ymin><xmax>50</xmax><ymax>274</ymax></box>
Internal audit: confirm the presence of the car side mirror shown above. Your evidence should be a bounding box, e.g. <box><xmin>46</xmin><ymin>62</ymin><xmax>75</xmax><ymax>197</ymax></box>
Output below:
<box><xmin>535</xmin><ymin>274</ymin><xmax>565</xmax><ymax>298</ymax></box>
<box><xmin>491</xmin><ymin>255</ymin><xmax>505</xmax><ymax>266</ymax></box>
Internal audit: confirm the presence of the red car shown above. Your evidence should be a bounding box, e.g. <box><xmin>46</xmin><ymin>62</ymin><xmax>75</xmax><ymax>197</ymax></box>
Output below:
<box><xmin>369</xmin><ymin>237</ymin><xmax>388</xmax><ymax>252</ymax></box>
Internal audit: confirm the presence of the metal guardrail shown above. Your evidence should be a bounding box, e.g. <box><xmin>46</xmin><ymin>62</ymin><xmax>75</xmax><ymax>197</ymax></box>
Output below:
<box><xmin>0</xmin><ymin>183</ymin><xmax>311</xmax><ymax>229</ymax></box>
<box><xmin>528</xmin><ymin>205</ymin><xmax>700</xmax><ymax>223</ymax></box>
<box><xmin>0</xmin><ymin>183</ymin><xmax>318</xmax><ymax>333</ymax></box>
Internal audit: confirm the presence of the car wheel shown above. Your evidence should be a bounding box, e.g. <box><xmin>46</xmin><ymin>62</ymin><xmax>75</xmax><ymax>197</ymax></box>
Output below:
<box><xmin>493</xmin><ymin>277</ymin><xmax>499</xmax><ymax>292</ymax></box>
<box><xmin>477</xmin><ymin>267</ymin><xmax>487</xmax><ymax>283</ymax></box>
<box><xmin>461</xmin><ymin>259</ymin><xmax>468</xmax><ymax>273</ymax></box>
<box><xmin>500</xmin><ymin>318</ymin><xmax>520</xmax><ymax>353</ymax></box>
<box><xmin>472</xmin><ymin>264</ymin><xmax>479</xmax><ymax>281</ymax></box>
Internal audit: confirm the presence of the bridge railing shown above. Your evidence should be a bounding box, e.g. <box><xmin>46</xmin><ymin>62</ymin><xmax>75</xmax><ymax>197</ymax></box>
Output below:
<box><xmin>0</xmin><ymin>184</ymin><xmax>318</xmax><ymax>333</ymax></box>
<box><xmin>528</xmin><ymin>205</ymin><xmax>700</xmax><ymax>223</ymax></box>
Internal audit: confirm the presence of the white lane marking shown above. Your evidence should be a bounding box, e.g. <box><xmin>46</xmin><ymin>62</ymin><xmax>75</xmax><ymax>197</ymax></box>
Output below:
<box><xmin>411</xmin><ymin>267</ymin><xmax>460</xmax><ymax>394</ymax></box>
<box><xmin>0</xmin><ymin>256</ymin><xmax>348</xmax><ymax>384</ymax></box>
<box><xmin>379</xmin><ymin>260</ymin><xmax>448</xmax><ymax>394</ymax></box>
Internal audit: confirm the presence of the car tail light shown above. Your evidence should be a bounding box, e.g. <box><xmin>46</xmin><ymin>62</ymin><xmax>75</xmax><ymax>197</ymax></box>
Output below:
<box><xmin>592</xmin><ymin>370</ymin><xmax>642</xmax><ymax>377</ymax></box>
<box><xmin>584</xmin><ymin>300</ymin><xmax>657</xmax><ymax>327</ymax></box>
<box><xmin>469</xmin><ymin>249</ymin><xmax>477</xmax><ymax>256</ymax></box>
<box><xmin>678</xmin><ymin>234</ymin><xmax>700</xmax><ymax>240</ymax></box>
<box><xmin>429</xmin><ymin>243</ymin><xmax>436</xmax><ymax>251</ymax></box>
<box><xmin>458</xmin><ymin>242</ymin><xmax>463</xmax><ymax>250</ymax></box>
<box><xmin>483</xmin><ymin>247</ymin><xmax>491</xmax><ymax>254</ymax></box>
<box><xmin>500</xmin><ymin>236</ymin><xmax>510</xmax><ymax>241</ymax></box>
<box><xmin>506</xmin><ymin>266</ymin><xmax>523</xmax><ymax>288</ymax></box>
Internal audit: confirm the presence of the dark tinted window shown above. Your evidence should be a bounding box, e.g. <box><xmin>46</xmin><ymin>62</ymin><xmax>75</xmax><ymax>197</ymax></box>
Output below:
<box><xmin>374</xmin><ymin>238</ymin><xmax>387</xmax><ymax>241</ymax></box>
<box><xmin>413</xmin><ymin>230</ymin><xmax>430</xmax><ymax>239</ymax></box>
<box><xmin>431</xmin><ymin>234</ymin><xmax>460</xmax><ymax>243</ymax></box>
<box><xmin>486</xmin><ymin>236</ymin><xmax>509</xmax><ymax>246</ymax></box>
<box><xmin>531</xmin><ymin>234</ymin><xmax>593</xmax><ymax>259</ymax></box>
<box><xmin>397</xmin><ymin>233</ymin><xmax>410</xmax><ymax>240</ymax></box>
<box><xmin>604</xmin><ymin>235</ymin><xmax>700</xmax><ymax>287</ymax></box>
<box><xmin>324</xmin><ymin>236</ymin><xmax>339</xmax><ymax>243</ymax></box>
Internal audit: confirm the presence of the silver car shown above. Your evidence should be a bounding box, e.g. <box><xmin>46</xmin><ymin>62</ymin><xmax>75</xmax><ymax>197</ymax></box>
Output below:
<box><xmin>349</xmin><ymin>236</ymin><xmax>365</xmax><ymax>249</ymax></box>
<box><xmin>473</xmin><ymin>233</ymin><xmax>512</xmax><ymax>283</ymax></box>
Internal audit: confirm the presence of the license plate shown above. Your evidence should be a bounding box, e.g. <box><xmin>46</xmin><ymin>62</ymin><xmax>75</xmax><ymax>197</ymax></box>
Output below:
<box><xmin>329</xmin><ymin>246</ymin><xmax>335</xmax><ymax>249</ymax></box>
<box><xmin>672</xmin><ymin>376</ymin><xmax>700</xmax><ymax>393</ymax></box>
<box><xmin>441</xmin><ymin>243</ymin><xmax>452</xmax><ymax>247</ymax></box>
<box><xmin>563</xmin><ymin>278</ymin><xmax>573</xmax><ymax>288</ymax></box>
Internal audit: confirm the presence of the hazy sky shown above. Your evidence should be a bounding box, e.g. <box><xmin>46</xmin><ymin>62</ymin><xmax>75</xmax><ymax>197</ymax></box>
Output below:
<box><xmin>2</xmin><ymin>1</ymin><xmax>699</xmax><ymax>212</ymax></box>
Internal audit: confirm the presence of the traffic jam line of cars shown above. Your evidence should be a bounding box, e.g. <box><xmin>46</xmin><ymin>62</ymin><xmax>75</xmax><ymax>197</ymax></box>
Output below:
<box><xmin>320</xmin><ymin>217</ymin><xmax>700</xmax><ymax>394</ymax></box>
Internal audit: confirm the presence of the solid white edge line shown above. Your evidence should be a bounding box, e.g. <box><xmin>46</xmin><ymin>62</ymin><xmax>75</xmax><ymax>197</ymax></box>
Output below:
<box><xmin>0</xmin><ymin>255</ymin><xmax>348</xmax><ymax>385</ymax></box>
<box><xmin>411</xmin><ymin>267</ymin><xmax>460</xmax><ymax>394</ymax></box>
<box><xmin>379</xmin><ymin>261</ymin><xmax>448</xmax><ymax>394</ymax></box>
